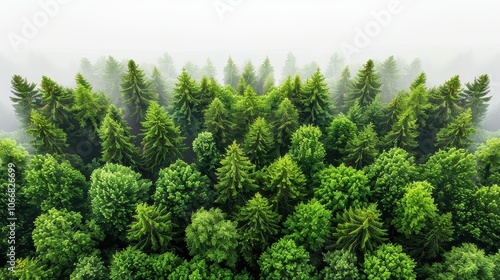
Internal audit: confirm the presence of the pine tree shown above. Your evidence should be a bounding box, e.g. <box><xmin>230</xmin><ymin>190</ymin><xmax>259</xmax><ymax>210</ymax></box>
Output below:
<box><xmin>103</xmin><ymin>56</ymin><xmax>124</xmax><ymax>107</ymax></box>
<box><xmin>436</xmin><ymin>108</ymin><xmax>475</xmax><ymax>149</ymax></box>
<box><xmin>409</xmin><ymin>72</ymin><xmax>427</xmax><ymax>90</ymax></box>
<box><xmin>140</xmin><ymin>102</ymin><xmax>185</xmax><ymax>172</ymax></box>
<box><xmin>335</xmin><ymin>66</ymin><xmax>351</xmax><ymax>113</ymax></box>
<box><xmin>243</xmin><ymin>117</ymin><xmax>274</xmax><ymax>168</ymax></box>
<box><xmin>299</xmin><ymin>68</ymin><xmax>333</xmax><ymax>129</ymax></box>
<box><xmin>120</xmin><ymin>59</ymin><xmax>158</xmax><ymax>124</ymax></box>
<box><xmin>257</xmin><ymin>56</ymin><xmax>274</xmax><ymax>94</ymax></box>
<box><xmin>198</xmin><ymin>76</ymin><xmax>217</xmax><ymax>112</ymax></box>
<box><xmin>204</xmin><ymin>98</ymin><xmax>233</xmax><ymax>150</ymax></box>
<box><xmin>401</xmin><ymin>58</ymin><xmax>422</xmax><ymax>89</ymax></box>
<box><xmin>215</xmin><ymin>141</ymin><xmax>257</xmax><ymax>208</ymax></box>
<box><xmin>241</xmin><ymin>61</ymin><xmax>258</xmax><ymax>91</ymax></box>
<box><xmin>10</xmin><ymin>75</ymin><xmax>42</xmax><ymax>128</ymax></box>
<box><xmin>325</xmin><ymin>53</ymin><xmax>345</xmax><ymax>80</ymax></box>
<box><xmin>223</xmin><ymin>56</ymin><xmax>240</xmax><ymax>89</ymax></box>
<box><xmin>75</xmin><ymin>73</ymin><xmax>93</xmax><ymax>91</ymax></box>
<box><xmin>150</xmin><ymin>66</ymin><xmax>169</xmax><ymax>108</ymax></box>
<box><xmin>344</xmin><ymin>123</ymin><xmax>379</xmax><ymax>169</ymax></box>
<box><xmin>430</xmin><ymin>75</ymin><xmax>462</xmax><ymax>127</ymax></box>
<box><xmin>281</xmin><ymin>52</ymin><xmax>298</xmax><ymax>82</ymax></box>
<box><xmin>201</xmin><ymin>58</ymin><xmax>217</xmax><ymax>78</ymax></box>
<box><xmin>72</xmin><ymin>83</ymin><xmax>107</xmax><ymax>135</ymax></box>
<box><xmin>345</xmin><ymin>59</ymin><xmax>381</xmax><ymax>108</ymax></box>
<box><xmin>171</xmin><ymin>69</ymin><xmax>202</xmax><ymax>137</ymax></box>
<box><xmin>384</xmin><ymin>110</ymin><xmax>419</xmax><ymax>152</ymax></box>
<box><xmin>236</xmin><ymin>75</ymin><xmax>247</xmax><ymax>95</ymax></box>
<box><xmin>98</xmin><ymin>105</ymin><xmax>139</xmax><ymax>167</ymax></box>
<box><xmin>27</xmin><ymin>110</ymin><xmax>68</xmax><ymax>154</ymax></box>
<box><xmin>324</xmin><ymin>114</ymin><xmax>357</xmax><ymax>165</ymax></box>
<box><xmin>39</xmin><ymin>75</ymin><xmax>73</xmax><ymax>127</ymax></box>
<box><xmin>460</xmin><ymin>74</ymin><xmax>491</xmax><ymax>126</ymax></box>
<box><xmin>158</xmin><ymin>52</ymin><xmax>177</xmax><ymax>79</ymax></box>
<box><xmin>378</xmin><ymin>55</ymin><xmax>400</xmax><ymax>103</ymax></box>
<box><xmin>272</xmin><ymin>98</ymin><xmax>299</xmax><ymax>155</ymax></box>
<box><xmin>233</xmin><ymin>85</ymin><xmax>264</xmax><ymax>137</ymax></box>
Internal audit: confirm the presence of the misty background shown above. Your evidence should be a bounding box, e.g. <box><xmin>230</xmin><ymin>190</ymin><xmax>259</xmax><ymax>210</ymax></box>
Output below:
<box><xmin>1</xmin><ymin>0</ymin><xmax>500</xmax><ymax>132</ymax></box>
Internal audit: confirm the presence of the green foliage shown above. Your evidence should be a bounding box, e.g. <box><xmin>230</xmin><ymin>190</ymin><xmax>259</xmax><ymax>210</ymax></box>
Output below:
<box><xmin>10</xmin><ymin>74</ymin><xmax>41</xmax><ymax>127</ymax></box>
<box><xmin>430</xmin><ymin>75</ymin><xmax>462</xmax><ymax>127</ymax></box>
<box><xmin>384</xmin><ymin>110</ymin><xmax>419</xmax><ymax>151</ymax></box>
<box><xmin>70</xmin><ymin>255</ymin><xmax>109</xmax><ymax>280</ymax></box>
<box><xmin>344</xmin><ymin>123</ymin><xmax>379</xmax><ymax>169</ymax></box>
<box><xmin>171</xmin><ymin>68</ymin><xmax>202</xmax><ymax>136</ymax></box>
<box><xmin>436</xmin><ymin>108</ymin><xmax>475</xmax><ymax>150</ymax></box>
<box><xmin>32</xmin><ymin>208</ymin><xmax>101</xmax><ymax>277</ymax></box>
<box><xmin>257</xmin><ymin>56</ymin><xmax>274</xmax><ymax>94</ymax></box>
<box><xmin>333</xmin><ymin>204</ymin><xmax>387</xmax><ymax>254</ymax></box>
<box><xmin>109</xmin><ymin>246</ymin><xmax>154</xmax><ymax>280</ymax></box>
<box><xmin>39</xmin><ymin>75</ymin><xmax>73</xmax><ymax>127</ymax></box>
<box><xmin>27</xmin><ymin>110</ymin><xmax>68</xmax><ymax>154</ymax></box>
<box><xmin>475</xmin><ymin>138</ymin><xmax>500</xmax><ymax>185</ymax></box>
<box><xmin>393</xmin><ymin>181</ymin><xmax>438</xmax><ymax>237</ymax></box>
<box><xmin>363</xmin><ymin>243</ymin><xmax>417</xmax><ymax>280</ymax></box>
<box><xmin>281</xmin><ymin>52</ymin><xmax>298</xmax><ymax>80</ymax></box>
<box><xmin>335</xmin><ymin>66</ymin><xmax>351</xmax><ymax>113</ymax></box>
<box><xmin>153</xmin><ymin>159</ymin><xmax>212</xmax><ymax>228</ymax></box>
<box><xmin>284</xmin><ymin>199</ymin><xmax>332</xmax><ymax>252</ymax></box>
<box><xmin>215</xmin><ymin>141</ymin><xmax>257</xmax><ymax>207</ymax></box>
<box><xmin>223</xmin><ymin>56</ymin><xmax>240</xmax><ymax>89</ymax></box>
<box><xmin>168</xmin><ymin>256</ymin><xmax>241</xmax><ymax>280</ymax></box>
<box><xmin>314</xmin><ymin>164</ymin><xmax>370</xmax><ymax>215</ymax></box>
<box><xmin>151</xmin><ymin>252</ymin><xmax>182</xmax><ymax>279</ymax></box>
<box><xmin>378</xmin><ymin>55</ymin><xmax>401</xmax><ymax>103</ymax></box>
<box><xmin>192</xmin><ymin>131</ymin><xmax>221</xmax><ymax>174</ymax></box>
<box><xmin>410</xmin><ymin>72</ymin><xmax>427</xmax><ymax>90</ymax></box>
<box><xmin>460</xmin><ymin>74</ymin><xmax>491</xmax><ymax>125</ymax></box>
<box><xmin>204</xmin><ymin>97</ymin><xmax>233</xmax><ymax>150</ymax></box>
<box><xmin>236</xmin><ymin>192</ymin><xmax>281</xmax><ymax>263</ymax></box>
<box><xmin>150</xmin><ymin>66</ymin><xmax>170</xmax><ymax>107</ymax></box>
<box><xmin>241</xmin><ymin>61</ymin><xmax>258</xmax><ymax>91</ymax></box>
<box><xmin>185</xmin><ymin>208</ymin><xmax>239</xmax><ymax>267</ymax></box>
<box><xmin>103</xmin><ymin>56</ymin><xmax>124</xmax><ymax>106</ymax></box>
<box><xmin>320</xmin><ymin>250</ymin><xmax>360</xmax><ymax>280</ymax></box>
<box><xmin>243</xmin><ymin>117</ymin><xmax>274</xmax><ymax>168</ymax></box>
<box><xmin>13</xmin><ymin>257</ymin><xmax>53</xmax><ymax>280</ymax></box>
<box><xmin>289</xmin><ymin>124</ymin><xmax>326</xmax><ymax>177</ymax></box>
<box><xmin>346</xmin><ymin>59</ymin><xmax>381</xmax><ymax>108</ymax></box>
<box><xmin>127</xmin><ymin>203</ymin><xmax>174</xmax><ymax>253</ymax></box>
<box><xmin>72</xmin><ymin>83</ymin><xmax>108</xmax><ymax>134</ymax></box>
<box><xmin>299</xmin><ymin>68</ymin><xmax>333</xmax><ymax>128</ymax></box>
<box><xmin>258</xmin><ymin>238</ymin><xmax>315</xmax><ymax>280</ymax></box>
<box><xmin>140</xmin><ymin>102</ymin><xmax>185</xmax><ymax>172</ymax></box>
<box><xmin>264</xmin><ymin>154</ymin><xmax>307</xmax><ymax>215</ymax></box>
<box><xmin>233</xmin><ymin>85</ymin><xmax>265</xmax><ymax>135</ymax></box>
<box><xmin>89</xmin><ymin>164</ymin><xmax>151</xmax><ymax>238</ymax></box>
<box><xmin>272</xmin><ymin>97</ymin><xmax>299</xmax><ymax>155</ymax></box>
<box><xmin>324</xmin><ymin>114</ymin><xmax>357</xmax><ymax>165</ymax></box>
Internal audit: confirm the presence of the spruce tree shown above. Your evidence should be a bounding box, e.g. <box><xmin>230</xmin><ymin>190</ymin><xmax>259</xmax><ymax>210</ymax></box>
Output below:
<box><xmin>223</xmin><ymin>56</ymin><xmax>240</xmax><ymax>89</ymax></box>
<box><xmin>233</xmin><ymin>85</ymin><xmax>265</xmax><ymax>137</ymax></box>
<box><xmin>324</xmin><ymin>114</ymin><xmax>357</xmax><ymax>165</ymax></box>
<box><xmin>460</xmin><ymin>74</ymin><xmax>491</xmax><ymax>126</ymax></box>
<box><xmin>344</xmin><ymin>123</ymin><xmax>379</xmax><ymax>169</ymax></box>
<box><xmin>299</xmin><ymin>68</ymin><xmax>333</xmax><ymax>129</ymax></box>
<box><xmin>345</xmin><ymin>59</ymin><xmax>381</xmax><ymax>108</ymax></box>
<box><xmin>236</xmin><ymin>75</ymin><xmax>247</xmax><ymax>95</ymax></box>
<box><xmin>436</xmin><ymin>108</ymin><xmax>475</xmax><ymax>150</ymax></box>
<box><xmin>39</xmin><ymin>75</ymin><xmax>73</xmax><ymax>127</ymax></box>
<box><xmin>201</xmin><ymin>58</ymin><xmax>217</xmax><ymax>78</ymax></box>
<box><xmin>272</xmin><ymin>98</ymin><xmax>299</xmax><ymax>155</ymax></box>
<box><xmin>241</xmin><ymin>61</ymin><xmax>258</xmax><ymax>91</ymax></box>
<box><xmin>409</xmin><ymin>72</ymin><xmax>427</xmax><ymax>90</ymax></box>
<box><xmin>103</xmin><ymin>56</ymin><xmax>124</xmax><ymax>107</ymax></box>
<box><xmin>257</xmin><ymin>56</ymin><xmax>274</xmax><ymax>94</ymax></box>
<box><xmin>384</xmin><ymin>111</ymin><xmax>419</xmax><ymax>152</ymax></box>
<box><xmin>430</xmin><ymin>75</ymin><xmax>462</xmax><ymax>127</ymax></box>
<box><xmin>10</xmin><ymin>75</ymin><xmax>42</xmax><ymax>128</ymax></box>
<box><xmin>335</xmin><ymin>66</ymin><xmax>351</xmax><ymax>113</ymax></box>
<box><xmin>171</xmin><ymin>69</ymin><xmax>202</xmax><ymax>137</ymax></box>
<box><xmin>150</xmin><ymin>66</ymin><xmax>169</xmax><ymax>108</ymax></box>
<box><xmin>158</xmin><ymin>52</ymin><xmax>177</xmax><ymax>79</ymax></box>
<box><xmin>27</xmin><ymin>110</ymin><xmax>68</xmax><ymax>154</ymax></box>
<box><xmin>198</xmin><ymin>76</ymin><xmax>217</xmax><ymax>112</ymax></box>
<box><xmin>243</xmin><ymin>117</ymin><xmax>274</xmax><ymax>168</ymax></box>
<box><xmin>281</xmin><ymin>52</ymin><xmax>298</xmax><ymax>82</ymax></box>
<box><xmin>204</xmin><ymin>98</ymin><xmax>233</xmax><ymax>150</ymax></box>
<box><xmin>378</xmin><ymin>55</ymin><xmax>400</xmax><ymax>103</ymax></box>
<box><xmin>75</xmin><ymin>73</ymin><xmax>93</xmax><ymax>91</ymax></box>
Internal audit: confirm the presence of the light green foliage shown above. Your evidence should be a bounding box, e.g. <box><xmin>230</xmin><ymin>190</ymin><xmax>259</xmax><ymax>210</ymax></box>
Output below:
<box><xmin>192</xmin><ymin>131</ymin><xmax>221</xmax><ymax>174</ymax></box>
<box><xmin>127</xmin><ymin>203</ymin><xmax>174</xmax><ymax>253</ymax></box>
<box><xmin>264</xmin><ymin>154</ymin><xmax>307</xmax><ymax>215</ymax></box>
<box><xmin>384</xmin><ymin>110</ymin><xmax>419</xmax><ymax>151</ymax></box>
<box><xmin>344</xmin><ymin>123</ymin><xmax>379</xmax><ymax>169</ymax></box>
<box><xmin>436</xmin><ymin>108</ymin><xmax>475</xmax><ymax>149</ymax></box>
<box><xmin>272</xmin><ymin>97</ymin><xmax>299</xmax><ymax>155</ymax></box>
<box><xmin>185</xmin><ymin>208</ymin><xmax>239</xmax><ymax>267</ymax></box>
<box><xmin>27</xmin><ymin>110</ymin><xmax>68</xmax><ymax>154</ymax></box>
<box><xmin>378</xmin><ymin>55</ymin><xmax>401</xmax><ymax>103</ymax></box>
<box><xmin>72</xmin><ymin>83</ymin><xmax>107</xmax><ymax>133</ymax></box>
<box><xmin>13</xmin><ymin>257</ymin><xmax>53</xmax><ymax>280</ymax></box>
<box><xmin>324</xmin><ymin>114</ymin><xmax>357</xmax><ymax>165</ymax></box>
<box><xmin>363</xmin><ymin>243</ymin><xmax>417</xmax><ymax>280</ymax></box>
<box><xmin>281</xmin><ymin>52</ymin><xmax>298</xmax><ymax>81</ymax></box>
<box><xmin>140</xmin><ymin>102</ymin><xmax>185</xmax><ymax>172</ymax></box>
<box><xmin>257</xmin><ymin>56</ymin><xmax>274</xmax><ymax>94</ymax></box>
<box><xmin>366</xmin><ymin>148</ymin><xmax>418</xmax><ymax>217</ymax></box>
<box><xmin>241</xmin><ymin>61</ymin><xmax>258</xmax><ymax>91</ymax></box>
<box><xmin>204</xmin><ymin>97</ymin><xmax>233</xmax><ymax>150</ymax></box>
<box><xmin>233</xmin><ymin>85</ymin><xmax>265</xmax><ymax>135</ymax></box>
<box><xmin>333</xmin><ymin>204</ymin><xmax>387</xmax><ymax>254</ymax></box>
<box><xmin>314</xmin><ymin>164</ymin><xmax>370</xmax><ymax>215</ymax></box>
<box><xmin>89</xmin><ymin>164</ymin><xmax>151</xmax><ymax>238</ymax></box>
<box><xmin>198</xmin><ymin>76</ymin><xmax>218</xmax><ymax>112</ymax></box>
<box><xmin>393</xmin><ymin>181</ymin><xmax>438</xmax><ymax>237</ymax></box>
<box><xmin>345</xmin><ymin>59</ymin><xmax>381</xmax><ymax>108</ymax></box>
<box><xmin>243</xmin><ymin>117</ymin><xmax>274</xmax><ymax>168</ymax></box>
<box><xmin>409</xmin><ymin>72</ymin><xmax>427</xmax><ymax>90</ymax></box>
<box><xmin>237</xmin><ymin>75</ymin><xmax>247</xmax><ymax>95</ymax></box>
<box><xmin>223</xmin><ymin>56</ymin><xmax>240</xmax><ymax>89</ymax></box>
<box><xmin>289</xmin><ymin>124</ymin><xmax>326</xmax><ymax>177</ymax></box>
<box><xmin>320</xmin><ymin>250</ymin><xmax>360</xmax><ymax>280</ymax></box>
<box><xmin>24</xmin><ymin>154</ymin><xmax>86</xmax><ymax>212</ymax></box>
<box><xmin>215</xmin><ymin>141</ymin><xmax>257</xmax><ymax>207</ymax></box>
<box><xmin>153</xmin><ymin>159</ymin><xmax>212</xmax><ymax>228</ymax></box>
<box><xmin>168</xmin><ymin>256</ymin><xmax>239</xmax><ymax>280</ymax></box>
<box><xmin>70</xmin><ymin>256</ymin><xmax>109</xmax><ymax>280</ymax></box>
<box><xmin>475</xmin><ymin>138</ymin><xmax>500</xmax><ymax>185</ymax></box>
<box><xmin>39</xmin><ymin>75</ymin><xmax>73</xmax><ymax>127</ymax></box>
<box><xmin>120</xmin><ymin>60</ymin><xmax>158</xmax><ymax>123</ymax></box>
<box><xmin>284</xmin><ymin>199</ymin><xmax>332</xmax><ymax>251</ymax></box>
<box><xmin>259</xmin><ymin>238</ymin><xmax>315</xmax><ymax>280</ymax></box>
<box><xmin>236</xmin><ymin>192</ymin><xmax>281</xmax><ymax>262</ymax></box>
<box><xmin>32</xmin><ymin>209</ymin><xmax>101</xmax><ymax>278</ymax></box>
<box><xmin>109</xmin><ymin>246</ymin><xmax>154</xmax><ymax>280</ymax></box>
<box><xmin>406</xmin><ymin>83</ymin><xmax>431</xmax><ymax>125</ymax></box>
<box><xmin>171</xmin><ymin>68</ymin><xmax>202</xmax><ymax>136</ymax></box>
<box><xmin>299</xmin><ymin>68</ymin><xmax>333</xmax><ymax>128</ymax></box>
<box><xmin>10</xmin><ymin>74</ymin><xmax>41</xmax><ymax>127</ymax></box>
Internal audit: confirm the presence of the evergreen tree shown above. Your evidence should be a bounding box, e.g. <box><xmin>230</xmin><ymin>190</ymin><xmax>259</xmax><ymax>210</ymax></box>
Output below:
<box><xmin>344</xmin><ymin>123</ymin><xmax>379</xmax><ymax>169</ymax></box>
<box><xmin>272</xmin><ymin>98</ymin><xmax>299</xmax><ymax>155</ymax></box>
<box><xmin>324</xmin><ymin>114</ymin><xmax>357</xmax><ymax>165</ymax></box>
<box><xmin>257</xmin><ymin>56</ymin><xmax>274</xmax><ymax>94</ymax></box>
<box><xmin>243</xmin><ymin>117</ymin><xmax>274</xmax><ymax>168</ymax></box>
<box><xmin>401</xmin><ymin>58</ymin><xmax>422</xmax><ymax>89</ymax></box>
<box><xmin>70</xmin><ymin>256</ymin><xmax>109</xmax><ymax>280</ymax></box>
<box><xmin>335</xmin><ymin>66</ymin><xmax>351</xmax><ymax>113</ymax></box>
<box><xmin>281</xmin><ymin>52</ymin><xmax>298</xmax><ymax>82</ymax></box>
<box><xmin>300</xmin><ymin>61</ymin><xmax>320</xmax><ymax>79</ymax></box>
<box><xmin>72</xmin><ymin>83</ymin><xmax>107</xmax><ymax>137</ymax></box>
<box><xmin>325</xmin><ymin>52</ymin><xmax>345</xmax><ymax>80</ymax></box>
<box><xmin>103</xmin><ymin>55</ymin><xmax>124</xmax><ymax>107</ymax></box>
<box><xmin>10</xmin><ymin>75</ymin><xmax>41</xmax><ymax>127</ymax></box>
<box><xmin>384</xmin><ymin>110</ymin><xmax>419</xmax><ymax>151</ymax></box>
<box><xmin>289</xmin><ymin>125</ymin><xmax>326</xmax><ymax>177</ymax></box>
<box><xmin>436</xmin><ymin>108</ymin><xmax>475</xmax><ymax>149</ymax></box>
<box><xmin>192</xmin><ymin>131</ymin><xmax>221</xmax><ymax>176</ymax></box>
<box><xmin>109</xmin><ymin>247</ymin><xmax>154</xmax><ymax>279</ymax></box>
<box><xmin>320</xmin><ymin>250</ymin><xmax>361</xmax><ymax>279</ymax></box>
<box><xmin>460</xmin><ymin>74</ymin><xmax>491</xmax><ymax>126</ymax></box>
<box><xmin>120</xmin><ymin>59</ymin><xmax>158</xmax><ymax>124</ymax></box>
<box><xmin>75</xmin><ymin>72</ymin><xmax>93</xmax><ymax>90</ymax></box>
<box><xmin>150</xmin><ymin>66</ymin><xmax>170</xmax><ymax>108</ymax></box>
<box><xmin>430</xmin><ymin>75</ymin><xmax>462</xmax><ymax>127</ymax></box>
<box><xmin>201</xmin><ymin>58</ymin><xmax>217</xmax><ymax>78</ymax></box>
<box><xmin>241</xmin><ymin>61</ymin><xmax>258</xmax><ymax>91</ymax></box>
<box><xmin>475</xmin><ymin>138</ymin><xmax>500</xmax><ymax>186</ymax></box>
<box><xmin>79</xmin><ymin>58</ymin><xmax>98</xmax><ymax>86</ymax></box>
<box><xmin>410</xmin><ymin>72</ymin><xmax>427</xmax><ymax>90</ymax></box>
<box><xmin>233</xmin><ymin>85</ymin><xmax>265</xmax><ymax>136</ymax></box>
<box><xmin>299</xmin><ymin>68</ymin><xmax>333</xmax><ymax>129</ymax></box>
<box><xmin>198</xmin><ymin>76</ymin><xmax>217</xmax><ymax>112</ymax></box>
<box><xmin>204</xmin><ymin>98</ymin><xmax>233</xmax><ymax>150</ymax></box>
<box><xmin>39</xmin><ymin>75</ymin><xmax>73</xmax><ymax>127</ymax></box>
<box><xmin>363</xmin><ymin>243</ymin><xmax>417</xmax><ymax>280</ymax></box>
<box><xmin>378</xmin><ymin>55</ymin><xmax>400</xmax><ymax>103</ymax></box>
<box><xmin>183</xmin><ymin>61</ymin><xmax>202</xmax><ymax>80</ymax></box>
<box><xmin>345</xmin><ymin>59</ymin><xmax>381</xmax><ymax>108</ymax></box>
<box><xmin>171</xmin><ymin>69</ymin><xmax>202</xmax><ymax>137</ymax></box>
<box><xmin>262</xmin><ymin>73</ymin><xmax>275</xmax><ymax>95</ymax></box>
<box><xmin>223</xmin><ymin>56</ymin><xmax>240</xmax><ymax>89</ymax></box>
<box><xmin>140</xmin><ymin>102</ymin><xmax>185</xmax><ymax>172</ymax></box>
<box><xmin>27</xmin><ymin>110</ymin><xmax>68</xmax><ymax>154</ymax></box>
<box><xmin>236</xmin><ymin>75</ymin><xmax>247</xmax><ymax>95</ymax></box>
<box><xmin>158</xmin><ymin>52</ymin><xmax>177</xmax><ymax>79</ymax></box>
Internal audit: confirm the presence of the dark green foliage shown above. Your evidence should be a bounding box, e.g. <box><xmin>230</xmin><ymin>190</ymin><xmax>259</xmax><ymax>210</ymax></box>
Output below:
<box><xmin>475</xmin><ymin>138</ymin><xmax>500</xmax><ymax>186</ymax></box>
<box><xmin>127</xmin><ymin>203</ymin><xmax>174</xmax><ymax>253</ymax></box>
<box><xmin>272</xmin><ymin>97</ymin><xmax>299</xmax><ymax>155</ymax></box>
<box><xmin>27</xmin><ymin>108</ymin><xmax>68</xmax><ymax>154</ymax></box>
<box><xmin>10</xmin><ymin>74</ymin><xmax>41</xmax><ymax>127</ymax></box>
<box><xmin>120</xmin><ymin>60</ymin><xmax>158</xmax><ymax>123</ymax></box>
<box><xmin>151</xmin><ymin>252</ymin><xmax>182</xmax><ymax>279</ymax></box>
<box><xmin>204</xmin><ymin>97</ymin><xmax>233</xmax><ymax>150</ymax></box>
<box><xmin>39</xmin><ymin>75</ymin><xmax>73</xmax><ymax>127</ymax></box>
<box><xmin>363</xmin><ymin>243</ymin><xmax>417</xmax><ymax>280</ymax></box>
<box><xmin>192</xmin><ymin>131</ymin><xmax>221</xmax><ymax>174</ymax></box>
<box><xmin>185</xmin><ymin>208</ymin><xmax>239</xmax><ymax>267</ymax></box>
<box><xmin>70</xmin><ymin>256</ymin><xmax>109</xmax><ymax>280</ymax></box>
<box><xmin>168</xmin><ymin>256</ymin><xmax>243</xmax><ymax>280</ymax></box>
<box><xmin>333</xmin><ymin>204</ymin><xmax>387</xmax><ymax>254</ymax></box>
<box><xmin>243</xmin><ymin>117</ymin><xmax>274</xmax><ymax>168</ymax></box>
<box><xmin>345</xmin><ymin>59</ymin><xmax>381</xmax><ymax>108</ymax></box>
<box><xmin>324</xmin><ymin>114</ymin><xmax>357</xmax><ymax>165</ymax></box>
<box><xmin>460</xmin><ymin>74</ymin><xmax>491</xmax><ymax>125</ymax></box>
<box><xmin>109</xmin><ymin>246</ymin><xmax>154</xmax><ymax>280</ymax></box>
<box><xmin>320</xmin><ymin>250</ymin><xmax>360</xmax><ymax>280</ymax></box>
<box><xmin>150</xmin><ymin>66</ymin><xmax>170</xmax><ymax>107</ymax></box>
<box><xmin>314</xmin><ymin>164</ymin><xmax>370</xmax><ymax>215</ymax></box>
<box><xmin>284</xmin><ymin>199</ymin><xmax>332</xmax><ymax>252</ymax></box>
<box><xmin>171</xmin><ymin>68</ymin><xmax>202</xmax><ymax>136</ymax></box>
<box><xmin>430</xmin><ymin>75</ymin><xmax>462</xmax><ymax>127</ymax></box>
<box><xmin>24</xmin><ymin>154</ymin><xmax>86</xmax><ymax>212</ymax></box>
<box><xmin>436</xmin><ymin>108</ymin><xmax>475</xmax><ymax>150</ymax></box>
<box><xmin>344</xmin><ymin>123</ymin><xmax>379</xmax><ymax>169</ymax></box>
<box><xmin>140</xmin><ymin>102</ymin><xmax>185</xmax><ymax>172</ymax></box>
<box><xmin>289</xmin><ymin>124</ymin><xmax>326</xmax><ymax>177</ymax></box>
<box><xmin>223</xmin><ymin>56</ymin><xmax>240</xmax><ymax>89</ymax></box>
<box><xmin>153</xmin><ymin>159</ymin><xmax>212</xmax><ymax>228</ymax></box>
<box><xmin>299</xmin><ymin>68</ymin><xmax>333</xmax><ymax>129</ymax></box>
<box><xmin>264</xmin><ymin>154</ymin><xmax>307</xmax><ymax>215</ymax></box>
<box><xmin>233</xmin><ymin>85</ymin><xmax>265</xmax><ymax>136</ymax></box>
<box><xmin>258</xmin><ymin>238</ymin><xmax>315</xmax><ymax>280</ymax></box>
<box><xmin>384</xmin><ymin>110</ymin><xmax>419</xmax><ymax>151</ymax></box>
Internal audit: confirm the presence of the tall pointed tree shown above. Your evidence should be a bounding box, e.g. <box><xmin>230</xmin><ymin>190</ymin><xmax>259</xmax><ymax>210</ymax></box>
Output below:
<box><xmin>39</xmin><ymin>75</ymin><xmax>73</xmax><ymax>127</ymax></box>
<box><xmin>103</xmin><ymin>56</ymin><xmax>124</xmax><ymax>107</ymax></box>
<box><xmin>140</xmin><ymin>102</ymin><xmax>185</xmax><ymax>172</ymax></box>
<box><xmin>233</xmin><ymin>85</ymin><xmax>265</xmax><ymax>136</ymax></box>
<box><xmin>27</xmin><ymin>110</ymin><xmax>68</xmax><ymax>154</ymax></box>
<box><xmin>223</xmin><ymin>56</ymin><xmax>240</xmax><ymax>90</ymax></box>
<box><xmin>335</xmin><ymin>66</ymin><xmax>351</xmax><ymax>113</ymax></box>
<box><xmin>157</xmin><ymin>52</ymin><xmax>177</xmax><ymax>79</ymax></box>
<box><xmin>409</xmin><ymin>72</ymin><xmax>427</xmax><ymax>90</ymax></box>
<box><xmin>201</xmin><ymin>58</ymin><xmax>217</xmax><ymax>78</ymax></box>
<box><xmin>171</xmin><ymin>68</ymin><xmax>202</xmax><ymax>137</ymax></box>
<box><xmin>325</xmin><ymin>53</ymin><xmax>345</xmax><ymax>80</ymax></box>
<box><xmin>289</xmin><ymin>125</ymin><xmax>327</xmax><ymax>178</ymax></box>
<box><xmin>241</xmin><ymin>61</ymin><xmax>258</xmax><ymax>91</ymax></box>
<box><xmin>10</xmin><ymin>75</ymin><xmax>42</xmax><ymax>128</ymax></box>
<box><xmin>436</xmin><ymin>108</ymin><xmax>475</xmax><ymax>150</ymax></box>
<box><xmin>430</xmin><ymin>75</ymin><xmax>462</xmax><ymax>127</ymax></box>
<box><xmin>460</xmin><ymin>74</ymin><xmax>491</xmax><ymax>126</ymax></box>
<box><xmin>257</xmin><ymin>56</ymin><xmax>274</xmax><ymax>94</ymax></box>
<box><xmin>324</xmin><ymin>114</ymin><xmax>357</xmax><ymax>165</ymax></box>
<box><xmin>345</xmin><ymin>59</ymin><xmax>381</xmax><ymax>108</ymax></box>
<box><xmin>120</xmin><ymin>59</ymin><xmax>158</xmax><ymax>125</ymax></box>
<box><xmin>150</xmin><ymin>66</ymin><xmax>170</xmax><ymax>108</ymax></box>
<box><xmin>272</xmin><ymin>98</ymin><xmax>299</xmax><ymax>155</ymax></box>
<box><xmin>204</xmin><ymin>97</ymin><xmax>233</xmax><ymax>150</ymax></box>
<box><xmin>384</xmin><ymin>111</ymin><xmax>419</xmax><ymax>152</ymax></box>
<box><xmin>281</xmin><ymin>52</ymin><xmax>298</xmax><ymax>82</ymax></box>
<box><xmin>378</xmin><ymin>55</ymin><xmax>400</xmax><ymax>103</ymax></box>
<box><xmin>344</xmin><ymin>123</ymin><xmax>379</xmax><ymax>169</ymax></box>
<box><xmin>72</xmin><ymin>82</ymin><xmax>107</xmax><ymax>136</ymax></box>
<box><xmin>299</xmin><ymin>68</ymin><xmax>333</xmax><ymax>129</ymax></box>
<box><xmin>243</xmin><ymin>117</ymin><xmax>274</xmax><ymax>168</ymax></box>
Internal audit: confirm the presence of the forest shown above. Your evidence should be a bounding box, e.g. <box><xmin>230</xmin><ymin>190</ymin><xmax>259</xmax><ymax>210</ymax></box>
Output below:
<box><xmin>1</xmin><ymin>52</ymin><xmax>500</xmax><ymax>279</ymax></box>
